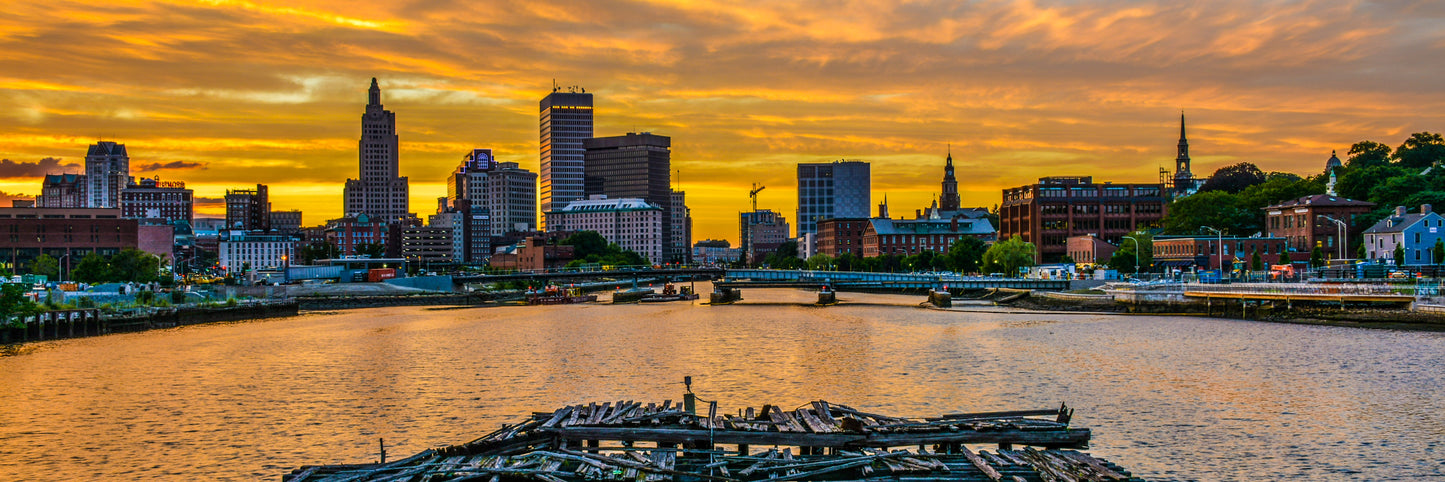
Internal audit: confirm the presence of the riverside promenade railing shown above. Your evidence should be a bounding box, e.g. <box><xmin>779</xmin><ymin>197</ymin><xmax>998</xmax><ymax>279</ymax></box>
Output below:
<box><xmin>1180</xmin><ymin>282</ymin><xmax>1416</xmax><ymax>301</ymax></box>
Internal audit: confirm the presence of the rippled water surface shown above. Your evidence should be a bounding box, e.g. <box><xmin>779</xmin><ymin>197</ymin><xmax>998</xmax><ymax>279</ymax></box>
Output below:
<box><xmin>3</xmin><ymin>286</ymin><xmax>1443</xmax><ymax>480</ymax></box>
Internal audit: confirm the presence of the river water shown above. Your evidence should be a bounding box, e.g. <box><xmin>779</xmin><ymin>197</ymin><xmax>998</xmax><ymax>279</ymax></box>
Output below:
<box><xmin>2</xmin><ymin>286</ymin><xmax>1442</xmax><ymax>481</ymax></box>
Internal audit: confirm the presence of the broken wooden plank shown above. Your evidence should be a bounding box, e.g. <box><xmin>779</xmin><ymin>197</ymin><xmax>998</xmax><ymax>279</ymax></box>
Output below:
<box><xmin>959</xmin><ymin>447</ymin><xmax>1004</xmax><ymax>481</ymax></box>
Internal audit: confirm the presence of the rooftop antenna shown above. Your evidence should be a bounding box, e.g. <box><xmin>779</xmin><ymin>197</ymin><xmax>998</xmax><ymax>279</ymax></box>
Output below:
<box><xmin>552</xmin><ymin>79</ymin><xmax>558</xmax><ymax>92</ymax></box>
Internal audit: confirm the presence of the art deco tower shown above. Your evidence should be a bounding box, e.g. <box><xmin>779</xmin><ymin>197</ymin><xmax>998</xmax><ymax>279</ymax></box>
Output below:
<box><xmin>344</xmin><ymin>78</ymin><xmax>411</xmax><ymax>224</ymax></box>
<box><xmin>940</xmin><ymin>147</ymin><xmax>960</xmax><ymax>211</ymax></box>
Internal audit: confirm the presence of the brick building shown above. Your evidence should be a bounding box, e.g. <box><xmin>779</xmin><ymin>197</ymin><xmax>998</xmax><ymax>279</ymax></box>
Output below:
<box><xmin>122</xmin><ymin>177</ymin><xmax>193</xmax><ymax>224</ymax></box>
<box><xmin>816</xmin><ymin>218</ymin><xmax>870</xmax><ymax>257</ymax></box>
<box><xmin>1263</xmin><ymin>194</ymin><xmax>1374</xmax><ymax>259</ymax></box>
<box><xmin>1000</xmin><ymin>176</ymin><xmax>1166</xmax><ymax>263</ymax></box>
<box><xmin>862</xmin><ymin>217</ymin><xmax>995</xmax><ymax>258</ymax></box>
<box><xmin>489</xmin><ymin>237</ymin><xmax>575</xmax><ymax>271</ymax></box>
<box><xmin>1066</xmin><ymin>234</ymin><xmax>1117</xmax><ymax>266</ymax></box>
<box><xmin>0</xmin><ymin>207</ymin><xmax>137</xmax><ymax>274</ymax></box>
<box><xmin>1152</xmin><ymin>235</ymin><xmax>1290</xmax><ymax>271</ymax></box>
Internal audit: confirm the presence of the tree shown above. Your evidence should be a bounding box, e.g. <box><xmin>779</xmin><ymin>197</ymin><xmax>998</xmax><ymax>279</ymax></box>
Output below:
<box><xmin>300</xmin><ymin>242</ymin><xmax>339</xmax><ymax>264</ymax></box>
<box><xmin>763</xmin><ymin>241</ymin><xmax>803</xmax><ymax>269</ymax></box>
<box><xmin>946</xmin><ymin>237</ymin><xmax>987</xmax><ymax>274</ymax></box>
<box><xmin>1162</xmin><ymin>191</ymin><xmax>1257</xmax><ymax>235</ymax></box>
<box><xmin>354</xmin><ymin>242</ymin><xmax>386</xmax><ymax>258</ymax></box>
<box><xmin>805</xmin><ymin>254</ymin><xmax>835</xmax><ymax>271</ymax></box>
<box><xmin>1435</xmin><ymin>239</ymin><xmax>1445</xmax><ymax>266</ymax></box>
<box><xmin>1199</xmin><ymin>162</ymin><xmax>1267</xmax><ymax>194</ymax></box>
<box><xmin>1346</xmin><ymin>140</ymin><xmax>1392</xmax><ymax>170</ymax></box>
<box><xmin>1394</xmin><ymin>132</ymin><xmax>1445</xmax><ymax>168</ymax></box>
<box><xmin>1337</xmin><ymin>164</ymin><xmax>1410</xmax><ymax>202</ymax></box>
<box><xmin>1278</xmin><ymin>248</ymin><xmax>1290</xmax><ymax>266</ymax></box>
<box><xmin>70</xmin><ymin>253</ymin><xmax>112</xmax><ymax>283</ymax></box>
<box><xmin>835</xmin><ymin>252</ymin><xmax>860</xmax><ymax>272</ymax></box>
<box><xmin>1394</xmin><ymin>243</ymin><xmax>1405</xmax><ymax>266</ymax></box>
<box><xmin>1357</xmin><ymin>241</ymin><xmax>1367</xmax><ymax>261</ymax></box>
<box><xmin>561</xmin><ymin>231</ymin><xmax>610</xmax><ymax>259</ymax></box>
<box><xmin>0</xmin><ymin>283</ymin><xmax>41</xmax><ymax>329</ymax></box>
<box><xmin>1310</xmin><ymin>245</ymin><xmax>1325</xmax><ymax>268</ymax></box>
<box><xmin>109</xmin><ymin>249</ymin><xmax>161</xmax><ymax>283</ymax></box>
<box><xmin>981</xmin><ymin>235</ymin><xmax>1035</xmax><ymax>276</ymax></box>
<box><xmin>29</xmin><ymin>254</ymin><xmax>59</xmax><ymax>280</ymax></box>
<box><xmin>1250</xmin><ymin>248</ymin><xmax>1264</xmax><ymax>272</ymax></box>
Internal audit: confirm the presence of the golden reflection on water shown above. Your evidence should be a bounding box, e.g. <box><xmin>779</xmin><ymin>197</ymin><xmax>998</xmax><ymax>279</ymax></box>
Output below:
<box><xmin>2</xmin><ymin>284</ymin><xmax>1443</xmax><ymax>480</ymax></box>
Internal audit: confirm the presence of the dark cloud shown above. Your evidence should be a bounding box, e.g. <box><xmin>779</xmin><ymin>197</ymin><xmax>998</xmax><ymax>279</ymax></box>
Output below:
<box><xmin>0</xmin><ymin>190</ymin><xmax>34</xmax><ymax>206</ymax></box>
<box><xmin>194</xmin><ymin>196</ymin><xmax>225</xmax><ymax>206</ymax></box>
<box><xmin>137</xmin><ymin>161</ymin><xmax>205</xmax><ymax>172</ymax></box>
<box><xmin>0</xmin><ymin>157</ymin><xmax>79</xmax><ymax>178</ymax></box>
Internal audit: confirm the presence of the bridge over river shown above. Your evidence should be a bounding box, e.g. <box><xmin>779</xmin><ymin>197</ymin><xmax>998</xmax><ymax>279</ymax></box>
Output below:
<box><xmin>454</xmin><ymin>268</ymin><xmax>1071</xmax><ymax>292</ymax></box>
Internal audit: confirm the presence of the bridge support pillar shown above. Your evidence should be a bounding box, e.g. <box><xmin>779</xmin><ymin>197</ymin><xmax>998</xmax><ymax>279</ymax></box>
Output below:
<box><xmin>928</xmin><ymin>290</ymin><xmax>952</xmax><ymax>308</ymax></box>
<box><xmin>817</xmin><ymin>290</ymin><xmax>836</xmax><ymax>305</ymax></box>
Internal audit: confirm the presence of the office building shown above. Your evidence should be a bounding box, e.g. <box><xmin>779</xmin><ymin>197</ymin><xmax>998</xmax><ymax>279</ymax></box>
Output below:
<box><xmin>85</xmin><ymin>141</ymin><xmax>130</xmax><ymax>208</ymax></box>
<box><xmin>217</xmin><ymin>232</ymin><xmax>296</xmax><ymax>272</ymax></box>
<box><xmin>545</xmin><ymin>196</ymin><xmax>663</xmax><ymax>263</ymax></box>
<box><xmin>36</xmin><ymin>174</ymin><xmax>86</xmax><ymax>208</ymax></box>
<box><xmin>584</xmin><ymin>132</ymin><xmax>684</xmax><ymax>261</ymax></box>
<box><xmin>121</xmin><ymin>177</ymin><xmax>193</xmax><ymax>224</ymax></box>
<box><xmin>816</xmin><ymin>218</ymin><xmax>870</xmax><ymax>257</ymax></box>
<box><xmin>270</xmin><ymin>210</ymin><xmax>303</xmax><ymax>234</ymax></box>
<box><xmin>1000</xmin><ymin>176</ymin><xmax>1167</xmax><ymax>263</ymax></box>
<box><xmin>324</xmin><ymin>213</ymin><xmax>385</xmax><ymax>256</ymax></box>
<box><xmin>670</xmin><ymin>190</ymin><xmax>691</xmax><ymax>263</ymax></box>
<box><xmin>225</xmin><ymin>184</ymin><xmax>270</xmax><ymax>231</ymax></box>
<box><xmin>796</xmin><ymin>161</ymin><xmax>870</xmax><ymax>237</ymax></box>
<box><xmin>343</xmin><ymin>78</ymin><xmax>411</xmax><ymax>224</ymax></box>
<box><xmin>400</xmin><ymin>226</ymin><xmax>453</xmax><ymax>265</ymax></box>
<box><xmin>739</xmin><ymin>210</ymin><xmax>790</xmax><ymax>264</ymax></box>
<box><xmin>448</xmin><ymin>148</ymin><xmax>538</xmax><ymax>236</ymax></box>
<box><xmin>539</xmin><ymin>89</ymin><xmax>593</xmax><ymax>226</ymax></box>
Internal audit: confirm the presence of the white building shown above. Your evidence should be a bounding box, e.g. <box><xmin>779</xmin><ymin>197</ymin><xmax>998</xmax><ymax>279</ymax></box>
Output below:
<box><xmin>218</xmin><ymin>232</ymin><xmax>296</xmax><ymax>272</ymax></box>
<box><xmin>545</xmin><ymin>196</ymin><xmax>663</xmax><ymax>263</ymax></box>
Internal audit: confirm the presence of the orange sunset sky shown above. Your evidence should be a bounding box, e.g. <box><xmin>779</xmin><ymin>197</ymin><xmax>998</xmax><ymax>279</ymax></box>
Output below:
<box><xmin>1</xmin><ymin>0</ymin><xmax>1442</xmax><ymax>243</ymax></box>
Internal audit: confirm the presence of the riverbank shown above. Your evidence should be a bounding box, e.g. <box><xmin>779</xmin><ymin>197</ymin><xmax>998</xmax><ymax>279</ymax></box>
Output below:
<box><xmin>991</xmin><ymin>289</ymin><xmax>1445</xmax><ymax>331</ymax></box>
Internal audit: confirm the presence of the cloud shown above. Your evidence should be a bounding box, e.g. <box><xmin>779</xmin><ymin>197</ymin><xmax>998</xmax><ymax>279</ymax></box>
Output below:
<box><xmin>0</xmin><ymin>157</ymin><xmax>79</xmax><ymax>178</ymax></box>
<box><xmin>0</xmin><ymin>0</ymin><xmax>1443</xmax><ymax>242</ymax></box>
<box><xmin>0</xmin><ymin>190</ymin><xmax>33</xmax><ymax>206</ymax></box>
<box><xmin>137</xmin><ymin>160</ymin><xmax>205</xmax><ymax>171</ymax></box>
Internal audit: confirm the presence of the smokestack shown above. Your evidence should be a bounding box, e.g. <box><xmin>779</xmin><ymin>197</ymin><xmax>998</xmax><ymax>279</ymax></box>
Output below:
<box><xmin>1396</xmin><ymin>206</ymin><xmax>1407</xmax><ymax>217</ymax></box>
<box><xmin>1423</xmin><ymin>204</ymin><xmax>1433</xmax><ymax>214</ymax></box>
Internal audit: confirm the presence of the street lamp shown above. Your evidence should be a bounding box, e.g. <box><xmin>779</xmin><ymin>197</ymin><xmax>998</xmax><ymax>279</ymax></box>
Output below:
<box><xmin>1122</xmin><ymin>235</ymin><xmax>1142</xmax><ymax>275</ymax></box>
<box><xmin>57</xmin><ymin>253</ymin><xmax>70</xmax><ymax>282</ymax></box>
<box><xmin>1201</xmin><ymin>226</ymin><xmax>1224</xmax><ymax>271</ymax></box>
<box><xmin>1318</xmin><ymin>214</ymin><xmax>1347</xmax><ymax>261</ymax></box>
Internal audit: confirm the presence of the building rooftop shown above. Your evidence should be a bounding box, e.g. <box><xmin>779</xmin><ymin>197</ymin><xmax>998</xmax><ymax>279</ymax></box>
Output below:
<box><xmin>1265</xmin><ymin>194</ymin><xmax>1374</xmax><ymax>210</ymax></box>
<box><xmin>869</xmin><ymin>217</ymin><xmax>995</xmax><ymax>236</ymax></box>
<box><xmin>553</xmin><ymin>196</ymin><xmax>661</xmax><ymax>213</ymax></box>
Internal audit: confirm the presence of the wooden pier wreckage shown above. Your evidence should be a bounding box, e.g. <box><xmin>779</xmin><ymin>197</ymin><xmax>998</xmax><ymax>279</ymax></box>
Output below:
<box><xmin>286</xmin><ymin>398</ymin><xmax>1141</xmax><ymax>482</ymax></box>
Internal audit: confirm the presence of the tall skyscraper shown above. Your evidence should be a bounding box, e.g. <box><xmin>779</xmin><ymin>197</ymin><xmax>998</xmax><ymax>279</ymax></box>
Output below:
<box><xmin>584</xmin><ymin>132</ymin><xmax>683</xmax><ymax>261</ymax></box>
<box><xmin>796</xmin><ymin>161</ymin><xmax>870</xmax><ymax>237</ymax></box>
<box><xmin>940</xmin><ymin>148</ymin><xmax>960</xmax><ymax>211</ymax></box>
<box><xmin>539</xmin><ymin>89</ymin><xmax>593</xmax><ymax>228</ymax></box>
<box><xmin>85</xmin><ymin>141</ymin><xmax>129</xmax><ymax>208</ymax></box>
<box><xmin>344</xmin><ymin>78</ymin><xmax>411</xmax><ymax>225</ymax></box>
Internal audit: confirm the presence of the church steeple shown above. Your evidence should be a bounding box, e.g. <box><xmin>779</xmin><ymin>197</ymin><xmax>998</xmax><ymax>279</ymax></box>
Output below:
<box><xmin>1176</xmin><ymin>113</ymin><xmax>1190</xmax><ymax>176</ymax></box>
<box><xmin>940</xmin><ymin>145</ymin><xmax>960</xmax><ymax>211</ymax></box>
<box><xmin>368</xmin><ymin>77</ymin><xmax>381</xmax><ymax>106</ymax></box>
<box><xmin>878</xmin><ymin>194</ymin><xmax>890</xmax><ymax>219</ymax></box>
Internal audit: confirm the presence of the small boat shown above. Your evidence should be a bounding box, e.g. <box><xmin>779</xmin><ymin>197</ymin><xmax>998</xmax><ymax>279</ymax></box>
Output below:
<box><xmin>640</xmin><ymin>283</ymin><xmax>699</xmax><ymax>302</ymax></box>
<box><xmin>526</xmin><ymin>285</ymin><xmax>597</xmax><ymax>305</ymax></box>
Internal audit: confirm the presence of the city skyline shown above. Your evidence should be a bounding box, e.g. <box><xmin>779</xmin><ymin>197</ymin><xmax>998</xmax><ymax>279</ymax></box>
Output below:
<box><xmin>1</xmin><ymin>1</ymin><xmax>1443</xmax><ymax>243</ymax></box>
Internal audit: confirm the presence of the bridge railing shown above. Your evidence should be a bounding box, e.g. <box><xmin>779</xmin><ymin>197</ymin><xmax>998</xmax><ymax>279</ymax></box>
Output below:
<box><xmin>1181</xmin><ymin>282</ymin><xmax>1416</xmax><ymax>297</ymax></box>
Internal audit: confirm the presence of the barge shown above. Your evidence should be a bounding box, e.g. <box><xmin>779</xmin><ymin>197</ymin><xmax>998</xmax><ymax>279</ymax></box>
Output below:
<box><xmin>526</xmin><ymin>286</ymin><xmax>598</xmax><ymax>305</ymax></box>
<box><xmin>287</xmin><ymin>391</ymin><xmax>1141</xmax><ymax>481</ymax></box>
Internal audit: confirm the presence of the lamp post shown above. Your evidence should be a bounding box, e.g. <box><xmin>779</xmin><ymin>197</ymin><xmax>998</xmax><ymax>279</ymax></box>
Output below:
<box><xmin>1122</xmin><ymin>235</ymin><xmax>1141</xmax><ymax>276</ymax></box>
<box><xmin>1319</xmin><ymin>214</ymin><xmax>1347</xmax><ymax>261</ymax></box>
<box><xmin>57</xmin><ymin>253</ymin><xmax>69</xmax><ymax>283</ymax></box>
<box><xmin>1201</xmin><ymin>226</ymin><xmax>1224</xmax><ymax>271</ymax></box>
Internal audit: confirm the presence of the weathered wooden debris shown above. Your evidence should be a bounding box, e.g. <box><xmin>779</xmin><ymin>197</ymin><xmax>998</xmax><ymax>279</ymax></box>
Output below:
<box><xmin>286</xmin><ymin>399</ymin><xmax>1141</xmax><ymax>482</ymax></box>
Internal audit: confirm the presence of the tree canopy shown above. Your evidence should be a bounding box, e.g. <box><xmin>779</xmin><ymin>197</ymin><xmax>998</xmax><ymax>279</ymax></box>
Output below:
<box><xmin>1394</xmin><ymin>131</ymin><xmax>1445</xmax><ymax>168</ymax></box>
<box><xmin>67</xmin><ymin>250</ymin><xmax>162</xmax><ymax>283</ymax></box>
<box><xmin>981</xmin><ymin>235</ymin><xmax>1035</xmax><ymax>276</ymax></box>
<box><xmin>561</xmin><ymin>231</ymin><xmax>648</xmax><ymax>267</ymax></box>
<box><xmin>1199</xmin><ymin>162</ymin><xmax>1266</xmax><ymax>194</ymax></box>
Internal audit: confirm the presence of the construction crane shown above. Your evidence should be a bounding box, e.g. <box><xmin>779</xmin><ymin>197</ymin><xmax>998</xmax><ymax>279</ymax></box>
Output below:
<box><xmin>749</xmin><ymin>183</ymin><xmax>766</xmax><ymax>212</ymax></box>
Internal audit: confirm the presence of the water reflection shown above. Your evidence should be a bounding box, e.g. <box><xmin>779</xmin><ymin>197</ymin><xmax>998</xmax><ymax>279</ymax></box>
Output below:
<box><xmin>1</xmin><ymin>285</ymin><xmax>1443</xmax><ymax>480</ymax></box>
